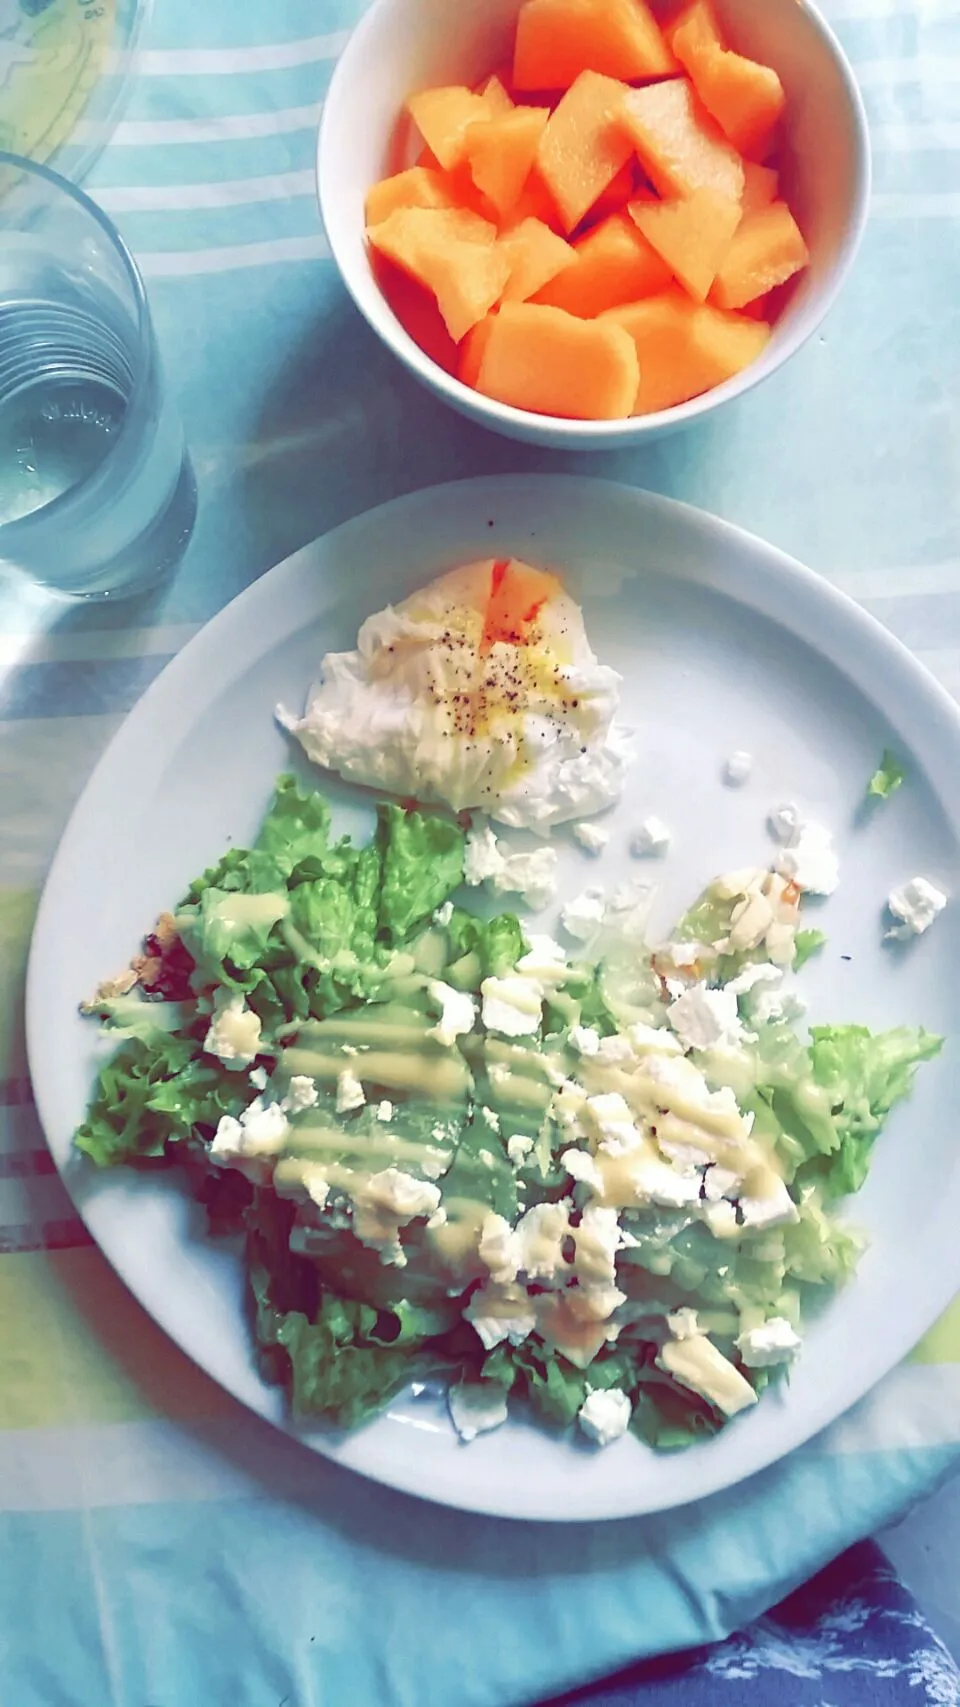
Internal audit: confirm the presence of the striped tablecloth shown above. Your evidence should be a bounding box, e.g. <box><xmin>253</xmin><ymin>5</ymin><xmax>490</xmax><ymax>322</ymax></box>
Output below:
<box><xmin>2</xmin><ymin>3</ymin><xmax>959</xmax><ymax>1704</ymax></box>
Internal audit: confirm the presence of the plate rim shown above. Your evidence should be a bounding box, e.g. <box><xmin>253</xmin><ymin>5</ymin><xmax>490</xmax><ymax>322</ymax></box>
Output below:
<box><xmin>26</xmin><ymin>474</ymin><xmax>960</xmax><ymax>1522</ymax></box>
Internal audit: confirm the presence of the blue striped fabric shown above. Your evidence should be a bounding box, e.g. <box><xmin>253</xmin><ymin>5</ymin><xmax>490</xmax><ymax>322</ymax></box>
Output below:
<box><xmin>1</xmin><ymin>4</ymin><xmax>960</xmax><ymax>1705</ymax></box>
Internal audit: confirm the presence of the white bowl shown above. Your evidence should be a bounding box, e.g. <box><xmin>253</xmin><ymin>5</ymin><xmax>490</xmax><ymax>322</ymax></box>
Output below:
<box><xmin>318</xmin><ymin>0</ymin><xmax>870</xmax><ymax>450</ymax></box>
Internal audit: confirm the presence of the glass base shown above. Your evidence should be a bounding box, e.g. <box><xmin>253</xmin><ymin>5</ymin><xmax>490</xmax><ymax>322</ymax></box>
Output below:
<box><xmin>39</xmin><ymin>449</ymin><xmax>198</xmax><ymax>601</ymax></box>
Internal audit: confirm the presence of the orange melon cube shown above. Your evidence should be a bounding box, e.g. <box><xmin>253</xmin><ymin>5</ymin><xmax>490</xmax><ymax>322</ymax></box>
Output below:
<box><xmin>459</xmin><ymin>314</ymin><xmax>498</xmax><ymax>387</ymax></box>
<box><xmin>741</xmin><ymin>160</ymin><xmax>779</xmax><ymax>213</ymax></box>
<box><xmin>534</xmin><ymin>209</ymin><xmax>671</xmax><ymax>315</ymax></box>
<box><xmin>537</xmin><ymin>70</ymin><xmax>636</xmax><ymax>233</ymax></box>
<box><xmin>464</xmin><ymin>106</ymin><xmax>550</xmax><ymax>219</ymax></box>
<box><xmin>407</xmin><ymin>86</ymin><xmax>493</xmax><ymax>170</ymax></box>
<box><xmin>514</xmin><ymin>0</ymin><xmax>677</xmax><ymax>91</ymax></box>
<box><xmin>510</xmin><ymin>166</ymin><xmax>565</xmax><ymax>231</ymax></box>
<box><xmin>475</xmin><ymin>301</ymin><xmax>640</xmax><ymax>418</ymax></box>
<box><xmin>698</xmin><ymin>50</ymin><xmax>785</xmax><ymax>158</ymax></box>
<box><xmin>478</xmin><ymin>73</ymin><xmax>515</xmax><ymax>115</ymax></box>
<box><xmin>710</xmin><ymin>200</ymin><xmax>809</xmax><ymax>308</ymax></box>
<box><xmin>367</xmin><ymin>206</ymin><xmax>510</xmax><ymax>342</ymax></box>
<box><xmin>581</xmin><ymin>158</ymin><xmax>639</xmax><ymax>227</ymax></box>
<box><xmin>365</xmin><ymin>166</ymin><xmax>455</xmax><ymax>227</ymax></box>
<box><xmin>618</xmin><ymin>77</ymin><xmax>745</xmax><ymax>202</ymax></box>
<box><xmin>498</xmin><ymin>217</ymin><xmax>577</xmax><ymax>302</ymax></box>
<box><xmin>603</xmin><ymin>286</ymin><xmax>769</xmax><ymax>412</ymax></box>
<box><xmin>628</xmin><ymin>185</ymin><xmax>741</xmax><ymax>301</ymax></box>
<box><xmin>669</xmin><ymin>1</ymin><xmax>786</xmax><ymax>158</ymax></box>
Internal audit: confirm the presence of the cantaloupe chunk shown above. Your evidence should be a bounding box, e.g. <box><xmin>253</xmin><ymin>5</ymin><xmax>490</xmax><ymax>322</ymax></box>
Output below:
<box><xmin>603</xmin><ymin>286</ymin><xmax>769</xmax><ymax>412</ymax></box>
<box><xmin>365</xmin><ymin>166</ymin><xmax>455</xmax><ymax>227</ymax></box>
<box><xmin>741</xmin><ymin>160</ymin><xmax>778</xmax><ymax>214</ymax></box>
<box><xmin>464</xmin><ymin>106</ymin><xmax>550</xmax><ymax>219</ymax></box>
<box><xmin>514</xmin><ymin>0</ymin><xmax>677</xmax><ymax>91</ymax></box>
<box><xmin>583</xmin><ymin>158</ymin><xmax>639</xmax><ymax>227</ymax></box>
<box><xmin>534</xmin><ymin>209</ymin><xmax>671</xmax><ymax>315</ymax></box>
<box><xmin>459</xmin><ymin>314</ymin><xmax>498</xmax><ymax>386</ymax></box>
<box><xmin>476</xmin><ymin>301</ymin><xmax>640</xmax><ymax>418</ymax></box>
<box><xmin>408</xmin><ymin>86</ymin><xmax>495</xmax><ymax>171</ymax></box>
<box><xmin>710</xmin><ymin>200</ymin><xmax>808</xmax><ymax>308</ymax></box>
<box><xmin>511</xmin><ymin>166</ymin><xmax>564</xmax><ymax>231</ymax></box>
<box><xmin>666</xmin><ymin>0</ymin><xmax>722</xmax><ymax>53</ymax></box>
<box><xmin>669</xmin><ymin>1</ymin><xmax>786</xmax><ymax>159</ymax></box>
<box><xmin>368</xmin><ymin>206</ymin><xmax>510</xmax><ymax>342</ymax></box>
<box><xmin>372</xmin><ymin>252</ymin><xmax>460</xmax><ymax>375</ymax></box>
<box><xmin>618</xmin><ymin>77</ymin><xmax>745</xmax><ymax>202</ymax></box>
<box><xmin>628</xmin><ymin>185</ymin><xmax>741</xmax><ymax>301</ymax></box>
<box><xmin>537</xmin><ymin>71</ymin><xmax>636</xmax><ymax>233</ymax></box>
<box><xmin>479</xmin><ymin>73</ymin><xmax>515</xmax><ymax>115</ymax></box>
<box><xmin>498</xmin><ymin>217</ymin><xmax>577</xmax><ymax>302</ymax></box>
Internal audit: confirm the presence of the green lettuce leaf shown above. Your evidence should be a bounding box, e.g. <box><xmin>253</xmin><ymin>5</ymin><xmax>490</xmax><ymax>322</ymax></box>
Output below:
<box><xmin>254</xmin><ymin>773</ymin><xmax>333</xmax><ymax>867</ymax></box>
<box><xmin>377</xmin><ymin>804</ymin><xmax>464</xmax><ymax>941</ymax></box>
<box><xmin>782</xmin><ymin>1185</ymin><xmax>866</xmax><ymax>1285</ymax></box>
<box><xmin>76</xmin><ymin>1034</ymin><xmax>245</xmax><ymax>1168</ymax></box>
<box><xmin>630</xmin><ymin>1373</ymin><xmax>724</xmax><ymax>1451</ymax></box>
<box><xmin>867</xmin><ymin>749</ymin><xmax>906</xmax><ymax>800</ymax></box>
<box><xmin>83</xmin><ymin>994</ymin><xmax>189</xmax><ymax>1044</ymax></box>
<box><xmin>807</xmin><ymin>1023</ymin><xmax>943</xmax><ymax>1195</ymax></box>
<box><xmin>444</xmin><ymin>905</ymin><xmax>526</xmax><ymax>982</ymax></box>
<box><xmin>177</xmin><ymin>888</ymin><xmax>289</xmax><ymax>990</ymax></box>
<box><xmin>181</xmin><ymin>777</ymin><xmax>332</xmax><ymax>905</ymax></box>
<box><xmin>793</xmin><ymin>928</ymin><xmax>827</xmax><ymax>970</ymax></box>
<box><xmin>246</xmin><ymin>1191</ymin><xmax>459</xmax><ymax>1427</ymax></box>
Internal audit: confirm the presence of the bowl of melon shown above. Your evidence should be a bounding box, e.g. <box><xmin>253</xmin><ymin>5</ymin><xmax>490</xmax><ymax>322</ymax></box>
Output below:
<box><xmin>318</xmin><ymin>0</ymin><xmax>870</xmax><ymax>448</ymax></box>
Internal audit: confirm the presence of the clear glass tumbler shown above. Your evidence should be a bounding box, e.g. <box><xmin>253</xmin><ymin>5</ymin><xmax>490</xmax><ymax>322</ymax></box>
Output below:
<box><xmin>0</xmin><ymin>152</ymin><xmax>196</xmax><ymax>599</ymax></box>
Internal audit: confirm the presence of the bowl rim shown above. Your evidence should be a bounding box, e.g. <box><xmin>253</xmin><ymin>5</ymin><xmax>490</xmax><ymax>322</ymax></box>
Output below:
<box><xmin>317</xmin><ymin>0</ymin><xmax>872</xmax><ymax>442</ymax></box>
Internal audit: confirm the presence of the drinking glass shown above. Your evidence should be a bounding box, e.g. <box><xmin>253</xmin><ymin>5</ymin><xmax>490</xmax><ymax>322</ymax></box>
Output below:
<box><xmin>0</xmin><ymin>151</ymin><xmax>196</xmax><ymax>599</ymax></box>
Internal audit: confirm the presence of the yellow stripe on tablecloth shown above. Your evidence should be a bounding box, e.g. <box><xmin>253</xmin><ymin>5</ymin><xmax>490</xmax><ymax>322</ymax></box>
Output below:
<box><xmin>0</xmin><ymin>1248</ymin><xmax>233</xmax><ymax>1430</ymax></box>
<box><xmin>910</xmin><ymin>1294</ymin><xmax>960</xmax><ymax>1365</ymax></box>
<box><xmin>0</xmin><ymin>887</ymin><xmax>35</xmax><ymax>1086</ymax></box>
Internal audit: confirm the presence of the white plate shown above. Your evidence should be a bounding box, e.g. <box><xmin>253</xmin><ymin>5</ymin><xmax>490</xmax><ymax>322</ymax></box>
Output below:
<box><xmin>27</xmin><ymin>476</ymin><xmax>960</xmax><ymax>1523</ymax></box>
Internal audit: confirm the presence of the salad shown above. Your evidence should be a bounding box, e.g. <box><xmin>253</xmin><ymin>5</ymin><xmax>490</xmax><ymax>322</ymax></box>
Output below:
<box><xmin>76</xmin><ymin>775</ymin><xmax>941</xmax><ymax>1452</ymax></box>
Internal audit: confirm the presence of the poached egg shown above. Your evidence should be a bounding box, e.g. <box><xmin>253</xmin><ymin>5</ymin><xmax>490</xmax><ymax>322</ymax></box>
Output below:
<box><xmin>278</xmin><ymin>558</ymin><xmax>630</xmax><ymax>830</ymax></box>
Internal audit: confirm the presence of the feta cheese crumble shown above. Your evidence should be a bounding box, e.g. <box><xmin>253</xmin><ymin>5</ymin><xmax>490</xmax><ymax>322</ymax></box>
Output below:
<box><xmin>723</xmin><ymin>751</ymin><xmax>753</xmax><ymax>787</ymax></box>
<box><xmin>211</xmin><ymin>1096</ymin><xmax>291</xmax><ymax>1163</ymax></box>
<box><xmin>427</xmin><ymin>979</ymin><xmax>476</xmax><ymax>1047</ymax></box>
<box><xmin>481</xmin><ymin>975</ymin><xmax>542</xmax><ymax>1037</ymax></box>
<box><xmin>886</xmin><ymin>877</ymin><xmax>947</xmax><ymax>940</ymax></box>
<box><xmin>569</xmin><ymin>1024</ymin><xmax>601</xmax><ymax>1057</ymax></box>
<box><xmin>771</xmin><ymin>811</ymin><xmax>839</xmax><ymax>895</ymax></box>
<box><xmin>768</xmin><ymin>802</ymin><xmax>802</xmax><ymax>844</ymax></box>
<box><xmin>351</xmin><ymin>1168</ymin><xmax>442</xmax><ymax>1263</ymax></box>
<box><xmin>736</xmin><ymin>1317</ymin><xmax>802</xmax><ymax>1368</ymax></box>
<box><xmin>203</xmin><ymin>991</ymin><xmax>262</xmax><ymax>1071</ymax></box>
<box><xmin>561</xmin><ymin>888</ymin><xmax>605</xmax><ymax>940</ymax></box>
<box><xmin>573</xmin><ymin>821</ymin><xmax>610</xmax><ymax>854</ymax></box>
<box><xmin>667</xmin><ymin>984</ymin><xmax>747</xmax><ymax>1052</ymax></box>
<box><xmin>335</xmin><ymin>1070</ymin><xmax>366</xmax><ymax>1113</ymax></box>
<box><xmin>630</xmin><ymin>815</ymin><xmax>671</xmax><ymax>858</ymax></box>
<box><xmin>578</xmin><ymin>1387</ymin><xmax>631</xmax><ymax>1446</ymax></box>
<box><xmin>282</xmin><ymin>1075</ymin><xmax>319</xmax><ymax>1114</ymax></box>
<box><xmin>464</xmin><ymin>822</ymin><xmax>558</xmax><ymax>911</ymax></box>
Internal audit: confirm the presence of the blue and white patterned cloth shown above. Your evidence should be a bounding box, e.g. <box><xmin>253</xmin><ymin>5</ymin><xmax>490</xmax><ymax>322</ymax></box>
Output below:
<box><xmin>565</xmin><ymin>1545</ymin><xmax>960</xmax><ymax>1706</ymax></box>
<box><xmin>1</xmin><ymin>2</ymin><xmax>959</xmax><ymax>1705</ymax></box>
